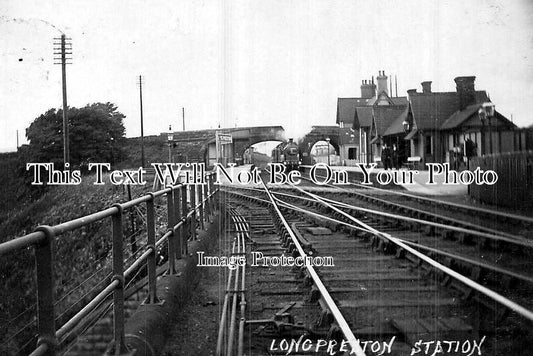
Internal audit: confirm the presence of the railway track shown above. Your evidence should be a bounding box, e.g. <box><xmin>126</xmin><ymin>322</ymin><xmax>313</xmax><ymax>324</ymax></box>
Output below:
<box><xmin>298</xmin><ymin>167</ymin><xmax>533</xmax><ymax>240</ymax></box>
<box><xmin>215</xmin><ymin>177</ymin><xmax>533</xmax><ymax>355</ymax></box>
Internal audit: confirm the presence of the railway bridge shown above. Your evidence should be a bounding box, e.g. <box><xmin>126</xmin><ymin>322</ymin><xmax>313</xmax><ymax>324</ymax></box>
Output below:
<box><xmin>161</xmin><ymin>126</ymin><xmax>285</xmax><ymax>166</ymax></box>
<box><xmin>159</xmin><ymin>125</ymin><xmax>342</xmax><ymax>167</ymax></box>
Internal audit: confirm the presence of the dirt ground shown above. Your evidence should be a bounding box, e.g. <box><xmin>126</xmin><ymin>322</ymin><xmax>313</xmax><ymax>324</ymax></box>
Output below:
<box><xmin>162</xmin><ymin>258</ymin><xmax>227</xmax><ymax>356</ymax></box>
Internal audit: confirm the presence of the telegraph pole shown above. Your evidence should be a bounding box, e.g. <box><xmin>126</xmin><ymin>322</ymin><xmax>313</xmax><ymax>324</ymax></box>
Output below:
<box><xmin>53</xmin><ymin>34</ymin><xmax>72</xmax><ymax>167</ymax></box>
<box><xmin>137</xmin><ymin>75</ymin><xmax>145</xmax><ymax>168</ymax></box>
<box><xmin>182</xmin><ymin>107</ymin><xmax>185</xmax><ymax>131</ymax></box>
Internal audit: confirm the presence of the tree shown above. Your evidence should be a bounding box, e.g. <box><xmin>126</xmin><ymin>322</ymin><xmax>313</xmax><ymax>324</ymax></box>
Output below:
<box><xmin>26</xmin><ymin>102</ymin><xmax>126</xmax><ymax>168</ymax></box>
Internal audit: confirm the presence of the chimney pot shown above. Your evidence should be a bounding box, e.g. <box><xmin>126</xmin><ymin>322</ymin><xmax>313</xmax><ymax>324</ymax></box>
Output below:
<box><xmin>360</xmin><ymin>77</ymin><xmax>376</xmax><ymax>98</ymax></box>
<box><xmin>376</xmin><ymin>71</ymin><xmax>388</xmax><ymax>95</ymax></box>
<box><xmin>421</xmin><ymin>81</ymin><xmax>432</xmax><ymax>94</ymax></box>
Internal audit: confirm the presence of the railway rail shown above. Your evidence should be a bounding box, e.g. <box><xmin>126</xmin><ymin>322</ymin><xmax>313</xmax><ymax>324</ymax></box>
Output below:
<box><xmin>298</xmin><ymin>166</ymin><xmax>533</xmax><ymax>239</ymax></box>
<box><xmin>217</xmin><ymin>174</ymin><xmax>533</xmax><ymax>355</ymax></box>
<box><xmin>3</xmin><ymin>163</ymin><xmax>532</xmax><ymax>355</ymax></box>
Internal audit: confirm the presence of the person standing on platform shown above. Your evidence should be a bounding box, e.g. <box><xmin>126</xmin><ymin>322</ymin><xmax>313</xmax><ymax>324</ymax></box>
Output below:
<box><xmin>391</xmin><ymin>145</ymin><xmax>400</xmax><ymax>170</ymax></box>
<box><xmin>381</xmin><ymin>144</ymin><xmax>391</xmax><ymax>170</ymax></box>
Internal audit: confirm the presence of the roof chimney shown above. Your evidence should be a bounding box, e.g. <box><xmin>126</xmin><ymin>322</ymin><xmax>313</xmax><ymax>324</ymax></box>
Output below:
<box><xmin>360</xmin><ymin>78</ymin><xmax>376</xmax><ymax>99</ymax></box>
<box><xmin>454</xmin><ymin>76</ymin><xmax>476</xmax><ymax>110</ymax></box>
<box><xmin>376</xmin><ymin>70</ymin><xmax>388</xmax><ymax>95</ymax></box>
<box><xmin>421</xmin><ymin>81</ymin><xmax>432</xmax><ymax>94</ymax></box>
<box><xmin>407</xmin><ymin>89</ymin><xmax>417</xmax><ymax>99</ymax></box>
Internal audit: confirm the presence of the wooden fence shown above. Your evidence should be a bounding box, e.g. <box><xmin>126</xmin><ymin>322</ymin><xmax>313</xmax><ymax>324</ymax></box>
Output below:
<box><xmin>469</xmin><ymin>151</ymin><xmax>533</xmax><ymax>210</ymax></box>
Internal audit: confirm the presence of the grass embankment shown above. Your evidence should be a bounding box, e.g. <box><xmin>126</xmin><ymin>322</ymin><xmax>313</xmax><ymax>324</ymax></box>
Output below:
<box><xmin>117</xmin><ymin>135</ymin><xmax>167</xmax><ymax>169</ymax></box>
<box><xmin>0</xmin><ymin>135</ymin><xmax>176</xmax><ymax>353</ymax></box>
<box><xmin>0</xmin><ymin>171</ymin><xmax>159</xmax><ymax>354</ymax></box>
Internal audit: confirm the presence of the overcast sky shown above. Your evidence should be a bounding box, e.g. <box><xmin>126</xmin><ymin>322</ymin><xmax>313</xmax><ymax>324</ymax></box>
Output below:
<box><xmin>1</xmin><ymin>0</ymin><xmax>532</xmax><ymax>151</ymax></box>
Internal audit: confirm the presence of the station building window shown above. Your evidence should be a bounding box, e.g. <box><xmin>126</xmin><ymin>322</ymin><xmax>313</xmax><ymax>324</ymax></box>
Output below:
<box><xmin>348</xmin><ymin>147</ymin><xmax>357</xmax><ymax>159</ymax></box>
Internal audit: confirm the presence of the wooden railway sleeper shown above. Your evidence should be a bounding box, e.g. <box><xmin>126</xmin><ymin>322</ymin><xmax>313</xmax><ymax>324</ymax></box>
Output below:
<box><xmin>286</xmin><ymin>242</ymin><xmax>295</xmax><ymax>254</ymax></box>
<box><xmin>424</xmin><ymin>225</ymin><xmax>435</xmax><ymax>236</ymax></box>
<box><xmin>440</xmin><ymin>229</ymin><xmax>455</xmax><ymax>240</ymax></box>
<box><xmin>457</xmin><ymin>232</ymin><xmax>473</xmax><ymax>244</ymax></box>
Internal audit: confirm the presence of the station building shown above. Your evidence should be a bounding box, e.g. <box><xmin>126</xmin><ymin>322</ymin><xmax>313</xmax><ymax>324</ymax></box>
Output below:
<box><xmin>336</xmin><ymin>72</ymin><xmax>525</xmax><ymax>168</ymax></box>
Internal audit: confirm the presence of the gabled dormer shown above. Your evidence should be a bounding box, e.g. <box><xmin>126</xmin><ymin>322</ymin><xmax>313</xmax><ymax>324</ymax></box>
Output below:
<box><xmin>367</xmin><ymin>91</ymin><xmax>396</xmax><ymax>106</ymax></box>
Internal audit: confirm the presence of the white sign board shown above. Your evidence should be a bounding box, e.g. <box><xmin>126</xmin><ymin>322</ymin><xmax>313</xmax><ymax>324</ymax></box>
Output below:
<box><xmin>218</xmin><ymin>133</ymin><xmax>233</xmax><ymax>144</ymax></box>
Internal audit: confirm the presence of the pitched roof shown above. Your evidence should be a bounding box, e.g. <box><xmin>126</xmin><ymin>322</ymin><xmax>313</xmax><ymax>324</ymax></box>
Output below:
<box><xmin>441</xmin><ymin>106</ymin><xmax>516</xmax><ymax>130</ymax></box>
<box><xmin>409</xmin><ymin>92</ymin><xmax>458</xmax><ymax>131</ymax></box>
<box><xmin>440</xmin><ymin>104</ymin><xmax>480</xmax><ymax>130</ymax></box>
<box><xmin>366</xmin><ymin>92</ymin><xmax>408</xmax><ymax>106</ymax></box>
<box><xmin>373</xmin><ymin>105</ymin><xmax>409</xmax><ymax>136</ymax></box>
<box><xmin>409</xmin><ymin>91</ymin><xmax>489</xmax><ymax>131</ymax></box>
<box><xmin>391</xmin><ymin>97</ymin><xmax>409</xmax><ymax>106</ymax></box>
<box><xmin>336</xmin><ymin>98</ymin><xmax>369</xmax><ymax>124</ymax></box>
<box><xmin>354</xmin><ymin>107</ymin><xmax>373</xmax><ymax>129</ymax></box>
<box><xmin>383</xmin><ymin>105</ymin><xmax>410</xmax><ymax>136</ymax></box>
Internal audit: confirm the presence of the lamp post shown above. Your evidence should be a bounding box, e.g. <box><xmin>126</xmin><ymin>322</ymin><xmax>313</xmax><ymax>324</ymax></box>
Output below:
<box><xmin>402</xmin><ymin>119</ymin><xmax>410</xmax><ymax>133</ymax></box>
<box><xmin>478</xmin><ymin>102</ymin><xmax>495</xmax><ymax>155</ymax></box>
<box><xmin>167</xmin><ymin>125</ymin><xmax>174</xmax><ymax>163</ymax></box>
<box><xmin>326</xmin><ymin>137</ymin><xmax>331</xmax><ymax>166</ymax></box>
<box><xmin>110</xmin><ymin>137</ymin><xmax>114</xmax><ymax>166</ymax></box>
<box><xmin>402</xmin><ymin>119</ymin><xmax>412</xmax><ymax>162</ymax></box>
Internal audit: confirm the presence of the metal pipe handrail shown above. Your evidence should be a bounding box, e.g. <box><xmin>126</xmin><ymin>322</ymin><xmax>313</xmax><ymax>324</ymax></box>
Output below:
<box><xmin>56</xmin><ymin>280</ymin><xmax>119</xmax><ymax>340</ymax></box>
<box><xmin>2</xmin><ymin>172</ymin><xmax>218</xmax><ymax>356</ymax></box>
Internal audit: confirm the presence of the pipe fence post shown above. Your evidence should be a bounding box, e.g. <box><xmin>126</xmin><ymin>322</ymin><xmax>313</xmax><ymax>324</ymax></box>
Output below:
<box><xmin>181</xmin><ymin>185</ymin><xmax>188</xmax><ymax>256</ymax></box>
<box><xmin>111</xmin><ymin>204</ymin><xmax>129</xmax><ymax>354</ymax></box>
<box><xmin>203</xmin><ymin>176</ymin><xmax>211</xmax><ymax>223</ymax></box>
<box><xmin>145</xmin><ymin>194</ymin><xmax>160</xmax><ymax>304</ymax></box>
<box><xmin>199</xmin><ymin>183</ymin><xmax>205</xmax><ymax>230</ymax></box>
<box><xmin>173</xmin><ymin>186</ymin><xmax>182</xmax><ymax>260</ymax></box>
<box><xmin>166</xmin><ymin>189</ymin><xmax>176</xmax><ymax>274</ymax></box>
<box><xmin>209</xmin><ymin>173</ymin><xmax>216</xmax><ymax>215</ymax></box>
<box><xmin>34</xmin><ymin>226</ymin><xmax>57</xmax><ymax>356</ymax></box>
<box><xmin>190</xmin><ymin>184</ymin><xmax>197</xmax><ymax>240</ymax></box>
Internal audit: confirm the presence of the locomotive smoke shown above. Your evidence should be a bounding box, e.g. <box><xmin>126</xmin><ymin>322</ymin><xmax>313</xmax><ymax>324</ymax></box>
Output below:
<box><xmin>284</xmin><ymin>123</ymin><xmax>313</xmax><ymax>143</ymax></box>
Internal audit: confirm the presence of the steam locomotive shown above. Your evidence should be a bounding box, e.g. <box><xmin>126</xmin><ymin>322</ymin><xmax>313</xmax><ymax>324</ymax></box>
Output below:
<box><xmin>271</xmin><ymin>138</ymin><xmax>301</xmax><ymax>171</ymax></box>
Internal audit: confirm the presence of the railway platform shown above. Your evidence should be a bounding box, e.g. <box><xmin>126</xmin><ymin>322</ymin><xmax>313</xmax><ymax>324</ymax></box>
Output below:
<box><xmin>303</xmin><ymin>164</ymin><xmax>468</xmax><ymax>195</ymax></box>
